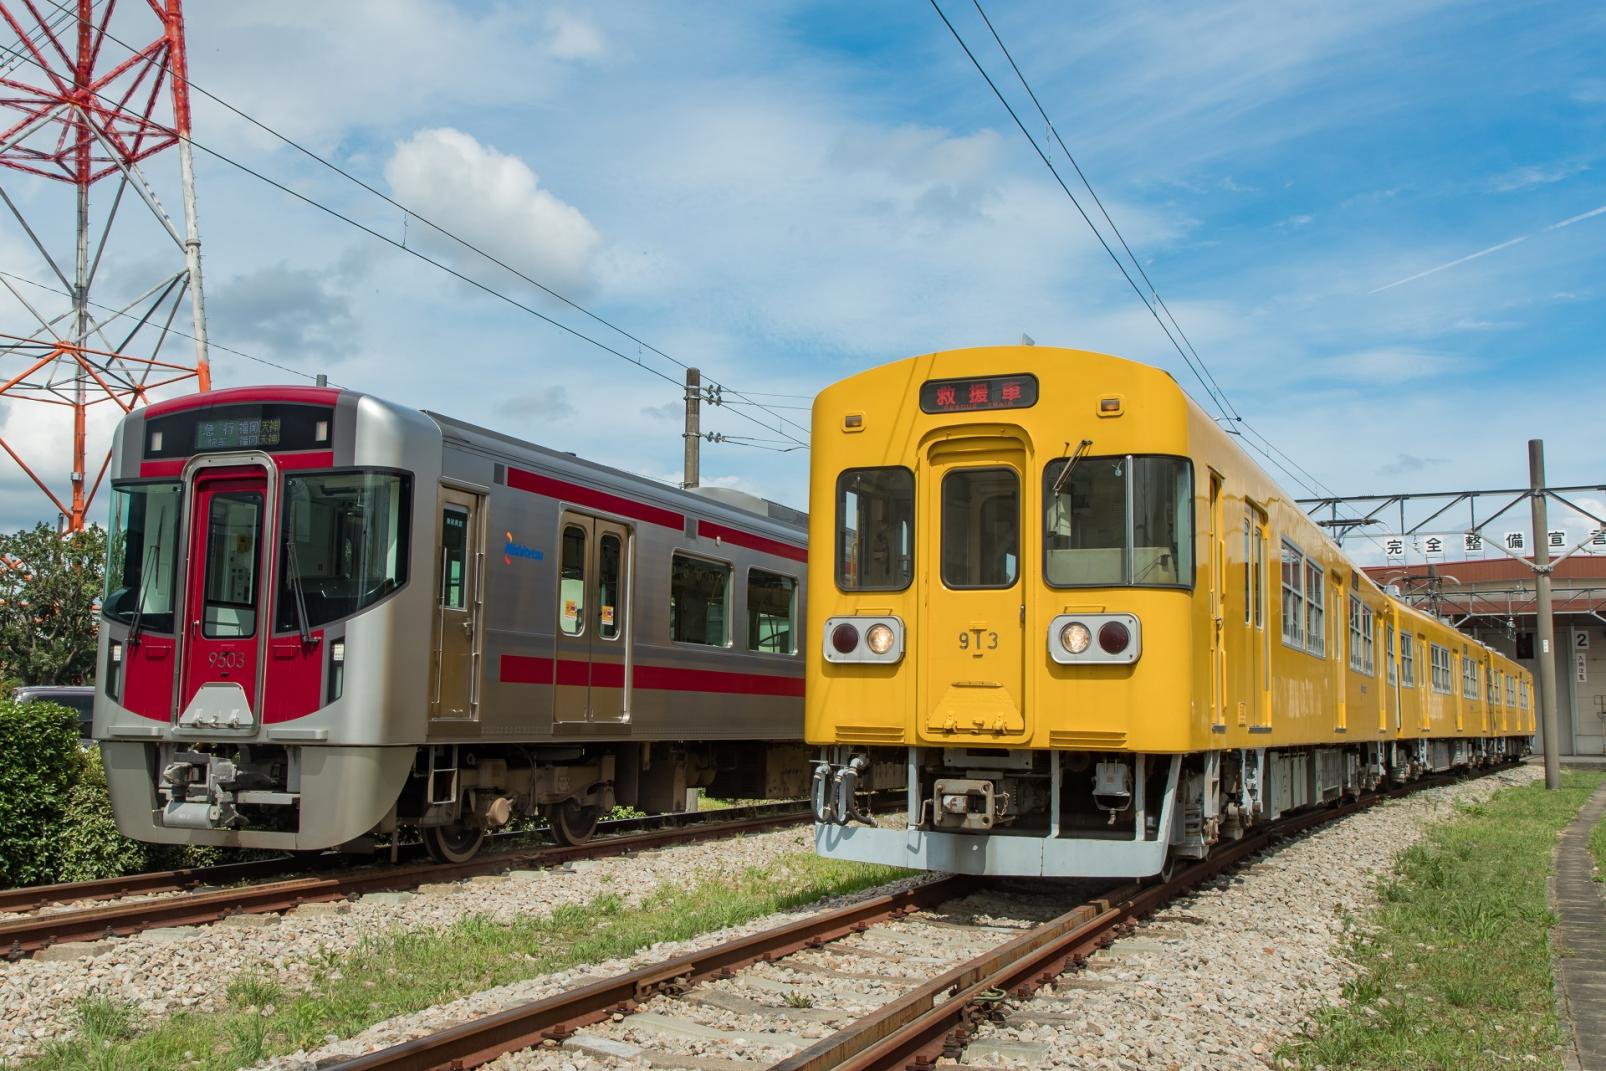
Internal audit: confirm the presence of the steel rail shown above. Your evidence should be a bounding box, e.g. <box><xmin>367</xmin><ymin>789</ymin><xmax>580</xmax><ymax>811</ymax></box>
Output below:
<box><xmin>0</xmin><ymin>797</ymin><xmax>841</xmax><ymax>917</ymax></box>
<box><xmin>320</xmin><ymin>875</ymin><xmax>976</xmax><ymax>1071</ymax></box>
<box><xmin>0</xmin><ymin>805</ymin><xmax>822</xmax><ymax>958</ymax></box>
<box><xmin>776</xmin><ymin>765</ymin><xmax>1507</xmax><ymax>1071</ymax></box>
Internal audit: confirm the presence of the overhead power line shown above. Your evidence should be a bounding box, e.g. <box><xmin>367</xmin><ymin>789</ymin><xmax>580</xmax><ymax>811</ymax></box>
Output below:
<box><xmin>934</xmin><ymin>0</ymin><xmax>1372</xmax><ymax>532</ymax></box>
<box><xmin>31</xmin><ymin>0</ymin><xmax>810</xmax><ymax>450</ymax></box>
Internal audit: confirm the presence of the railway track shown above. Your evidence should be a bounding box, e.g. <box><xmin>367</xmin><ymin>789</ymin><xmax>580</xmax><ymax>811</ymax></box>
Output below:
<box><xmin>315</xmin><ymin>763</ymin><xmax>1510</xmax><ymax>1071</ymax></box>
<box><xmin>0</xmin><ymin>800</ymin><xmax>830</xmax><ymax>959</ymax></box>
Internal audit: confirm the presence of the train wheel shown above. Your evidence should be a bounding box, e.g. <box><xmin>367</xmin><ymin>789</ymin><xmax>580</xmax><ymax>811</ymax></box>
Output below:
<box><xmin>549</xmin><ymin>801</ymin><xmax>601</xmax><ymax>846</ymax></box>
<box><xmin>422</xmin><ymin>822</ymin><xmax>484</xmax><ymax>864</ymax></box>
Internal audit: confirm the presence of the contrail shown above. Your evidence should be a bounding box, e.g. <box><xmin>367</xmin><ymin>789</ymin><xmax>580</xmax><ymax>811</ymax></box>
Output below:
<box><xmin>1369</xmin><ymin>202</ymin><xmax>1606</xmax><ymax>294</ymax></box>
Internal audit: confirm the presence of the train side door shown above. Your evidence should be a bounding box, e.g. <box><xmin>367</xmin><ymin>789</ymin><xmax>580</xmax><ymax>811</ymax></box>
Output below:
<box><xmin>179</xmin><ymin>470</ymin><xmax>268</xmax><ymax>723</ymax></box>
<box><xmin>1208</xmin><ymin>472</ymin><xmax>1226</xmax><ymax>732</ymax></box>
<box><xmin>553</xmin><ymin>512</ymin><xmax>634</xmax><ymax>724</ymax></box>
<box><xmin>430</xmin><ymin>489</ymin><xmax>484</xmax><ymax>720</ymax></box>
<box><xmin>921</xmin><ymin>445</ymin><xmax>1028</xmax><ymax>742</ymax></box>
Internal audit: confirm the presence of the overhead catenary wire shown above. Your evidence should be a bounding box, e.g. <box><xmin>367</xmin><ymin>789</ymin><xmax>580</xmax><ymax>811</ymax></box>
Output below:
<box><xmin>0</xmin><ymin>268</ymin><xmax>328</xmax><ymax>384</ymax></box>
<box><xmin>27</xmin><ymin>0</ymin><xmax>811</xmax><ymax>449</ymax></box>
<box><xmin>936</xmin><ymin>0</ymin><xmax>1387</xmax><ymax>552</ymax></box>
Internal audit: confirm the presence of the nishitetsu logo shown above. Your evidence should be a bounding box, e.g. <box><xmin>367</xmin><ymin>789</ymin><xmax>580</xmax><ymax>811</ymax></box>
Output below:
<box><xmin>504</xmin><ymin>531</ymin><xmax>544</xmax><ymax>566</ymax></box>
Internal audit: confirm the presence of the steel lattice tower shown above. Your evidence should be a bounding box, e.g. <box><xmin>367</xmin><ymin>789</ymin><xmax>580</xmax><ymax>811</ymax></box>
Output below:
<box><xmin>0</xmin><ymin>0</ymin><xmax>209</xmax><ymax>531</ymax></box>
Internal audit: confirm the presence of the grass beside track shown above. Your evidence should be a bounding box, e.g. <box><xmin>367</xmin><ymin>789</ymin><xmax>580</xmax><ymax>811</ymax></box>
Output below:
<box><xmin>1591</xmin><ymin>807</ymin><xmax>1606</xmax><ymax>883</ymax></box>
<box><xmin>13</xmin><ymin>851</ymin><xmax>906</xmax><ymax>1071</ymax></box>
<box><xmin>1281</xmin><ymin>769</ymin><xmax>1606</xmax><ymax>1071</ymax></box>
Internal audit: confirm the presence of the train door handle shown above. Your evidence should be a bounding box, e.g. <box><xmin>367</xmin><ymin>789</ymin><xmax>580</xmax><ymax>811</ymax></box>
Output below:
<box><xmin>462</xmin><ymin>620</ymin><xmax>474</xmax><ymax>638</ymax></box>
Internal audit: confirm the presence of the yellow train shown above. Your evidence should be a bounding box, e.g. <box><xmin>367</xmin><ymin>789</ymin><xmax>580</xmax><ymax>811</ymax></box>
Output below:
<box><xmin>806</xmin><ymin>345</ymin><xmax>1533</xmax><ymax>877</ymax></box>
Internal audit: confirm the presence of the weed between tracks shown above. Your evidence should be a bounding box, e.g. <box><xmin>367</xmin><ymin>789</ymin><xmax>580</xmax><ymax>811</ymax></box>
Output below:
<box><xmin>14</xmin><ymin>851</ymin><xmax>906</xmax><ymax>1071</ymax></box>
<box><xmin>1280</xmin><ymin>769</ymin><xmax>1606</xmax><ymax>1071</ymax></box>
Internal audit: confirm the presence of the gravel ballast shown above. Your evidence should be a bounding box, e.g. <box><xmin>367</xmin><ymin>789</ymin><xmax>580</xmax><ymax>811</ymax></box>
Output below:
<box><xmin>0</xmin><ymin>823</ymin><xmax>825</xmax><ymax>1062</ymax></box>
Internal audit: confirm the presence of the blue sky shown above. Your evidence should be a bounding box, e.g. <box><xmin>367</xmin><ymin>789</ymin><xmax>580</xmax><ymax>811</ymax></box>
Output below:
<box><xmin>0</xmin><ymin>0</ymin><xmax>1601</xmax><ymax>555</ymax></box>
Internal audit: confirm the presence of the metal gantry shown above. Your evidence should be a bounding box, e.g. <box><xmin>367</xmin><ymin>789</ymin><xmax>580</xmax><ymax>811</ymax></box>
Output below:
<box><xmin>1298</xmin><ymin>441</ymin><xmax>1606</xmax><ymax>790</ymax></box>
<box><xmin>0</xmin><ymin>0</ymin><xmax>209</xmax><ymax>530</ymax></box>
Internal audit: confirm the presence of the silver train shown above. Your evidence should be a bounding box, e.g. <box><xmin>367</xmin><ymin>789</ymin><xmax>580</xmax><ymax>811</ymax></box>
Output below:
<box><xmin>94</xmin><ymin>385</ymin><xmax>809</xmax><ymax>860</ymax></box>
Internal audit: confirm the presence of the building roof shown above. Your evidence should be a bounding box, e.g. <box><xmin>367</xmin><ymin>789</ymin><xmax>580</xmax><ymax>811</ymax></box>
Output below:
<box><xmin>1363</xmin><ymin>555</ymin><xmax>1606</xmax><ymax>618</ymax></box>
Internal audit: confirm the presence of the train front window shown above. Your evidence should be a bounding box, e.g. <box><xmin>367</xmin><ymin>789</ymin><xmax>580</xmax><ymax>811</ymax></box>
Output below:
<box><xmin>941</xmin><ymin>468</ymin><xmax>1019</xmax><ymax>589</ymax></box>
<box><xmin>104</xmin><ymin>481</ymin><xmax>181</xmax><ymax>633</ymax></box>
<box><xmin>1044</xmin><ymin>455</ymin><xmax>1193</xmax><ymax>588</ymax></box>
<box><xmin>275</xmin><ymin>471</ymin><xmax>411</xmax><ymax>633</ymax></box>
<box><xmin>836</xmin><ymin>467</ymin><xmax>914</xmax><ymax>591</ymax></box>
<box><xmin>202</xmin><ymin>492</ymin><xmax>263</xmax><ymax>638</ymax></box>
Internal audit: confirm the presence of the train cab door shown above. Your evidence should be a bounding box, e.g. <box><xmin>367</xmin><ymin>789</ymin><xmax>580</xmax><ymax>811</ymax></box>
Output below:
<box><xmin>553</xmin><ymin>512</ymin><xmax>633</xmax><ymax>725</ymax></box>
<box><xmin>178</xmin><ymin>469</ymin><xmax>269</xmax><ymax>725</ymax></box>
<box><xmin>430</xmin><ymin>489</ymin><xmax>484</xmax><ymax>721</ymax></box>
<box><xmin>1207</xmin><ymin>472</ymin><xmax>1227</xmax><ymax>732</ymax></box>
<box><xmin>921</xmin><ymin>444</ymin><xmax>1027</xmax><ymax>741</ymax></box>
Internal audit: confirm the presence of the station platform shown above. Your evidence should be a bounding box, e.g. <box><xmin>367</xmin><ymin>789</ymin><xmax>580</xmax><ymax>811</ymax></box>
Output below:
<box><xmin>1552</xmin><ymin>781</ymin><xmax>1606</xmax><ymax>1070</ymax></box>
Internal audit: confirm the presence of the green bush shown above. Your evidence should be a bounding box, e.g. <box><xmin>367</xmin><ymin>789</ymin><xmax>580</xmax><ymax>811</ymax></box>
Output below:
<box><xmin>54</xmin><ymin>747</ymin><xmax>151</xmax><ymax>882</ymax></box>
<box><xmin>0</xmin><ymin>697</ymin><xmax>83</xmax><ymax>885</ymax></box>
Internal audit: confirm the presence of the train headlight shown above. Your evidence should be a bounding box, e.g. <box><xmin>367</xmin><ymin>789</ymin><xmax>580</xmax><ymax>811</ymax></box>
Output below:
<box><xmin>831</xmin><ymin>623</ymin><xmax>860</xmax><ymax>655</ymax></box>
<box><xmin>865</xmin><ymin>623</ymin><xmax>895</xmax><ymax>655</ymax></box>
<box><xmin>1098</xmin><ymin>621</ymin><xmax>1131</xmax><ymax>654</ymax></box>
<box><xmin>1060</xmin><ymin>621</ymin><xmax>1092</xmax><ymax>654</ymax></box>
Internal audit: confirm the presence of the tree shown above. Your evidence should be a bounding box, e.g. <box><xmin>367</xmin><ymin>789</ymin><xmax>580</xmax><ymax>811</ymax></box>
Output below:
<box><xmin>0</xmin><ymin>523</ymin><xmax>106</xmax><ymax>685</ymax></box>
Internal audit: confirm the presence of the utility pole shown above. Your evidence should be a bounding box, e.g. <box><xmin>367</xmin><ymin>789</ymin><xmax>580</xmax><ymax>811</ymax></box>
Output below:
<box><xmin>1530</xmin><ymin>439</ymin><xmax>1560</xmax><ymax>790</ymax></box>
<box><xmin>682</xmin><ymin>367</ymin><xmax>701</xmax><ymax>489</ymax></box>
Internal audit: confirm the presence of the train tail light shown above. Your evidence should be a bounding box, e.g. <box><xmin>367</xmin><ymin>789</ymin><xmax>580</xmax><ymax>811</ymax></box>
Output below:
<box><xmin>106</xmin><ymin>640</ymin><xmax>122</xmax><ymax>700</ymax></box>
<box><xmin>327</xmin><ymin>638</ymin><xmax>345</xmax><ymax>703</ymax></box>
<box><xmin>823</xmin><ymin>617</ymin><xmax>904</xmax><ymax>664</ymax></box>
<box><xmin>1050</xmin><ymin>614</ymin><xmax>1140</xmax><ymax>664</ymax></box>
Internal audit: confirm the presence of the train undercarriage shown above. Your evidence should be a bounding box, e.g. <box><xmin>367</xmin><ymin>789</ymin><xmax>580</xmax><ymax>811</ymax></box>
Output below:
<box><xmin>812</xmin><ymin>738</ymin><xmax>1530</xmax><ymax>878</ymax></box>
<box><xmin>107</xmin><ymin>738</ymin><xmax>811</xmax><ymax>861</ymax></box>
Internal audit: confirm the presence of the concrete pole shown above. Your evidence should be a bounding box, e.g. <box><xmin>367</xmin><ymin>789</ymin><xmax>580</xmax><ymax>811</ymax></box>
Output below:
<box><xmin>1529</xmin><ymin>439</ymin><xmax>1560</xmax><ymax>789</ymax></box>
<box><xmin>682</xmin><ymin>367</ymin><xmax>700</xmax><ymax>489</ymax></box>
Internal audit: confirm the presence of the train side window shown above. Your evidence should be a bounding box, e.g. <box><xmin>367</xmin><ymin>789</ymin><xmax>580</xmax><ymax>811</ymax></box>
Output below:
<box><xmin>1429</xmin><ymin>643</ymin><xmax>1452</xmax><ymax>694</ymax></box>
<box><xmin>747</xmin><ymin>569</ymin><xmax>796</xmax><ymax>654</ymax></box>
<box><xmin>1400</xmin><ymin>632</ymin><xmax>1416</xmax><ymax>687</ymax></box>
<box><xmin>1462</xmin><ymin>651</ymin><xmax>1478</xmax><ymax>698</ymax></box>
<box><xmin>671</xmin><ymin>553</ymin><xmax>730</xmax><ymax>646</ymax></box>
<box><xmin>1347</xmin><ymin>595</ymin><xmax>1374</xmax><ymax>674</ymax></box>
<box><xmin>1386</xmin><ymin>624</ymin><xmax>1397</xmax><ymax>684</ymax></box>
<box><xmin>1252</xmin><ymin>525</ymin><xmax>1265</xmax><ymax>630</ymax></box>
<box><xmin>440</xmin><ymin>507</ymin><xmax>468</xmax><ymax>610</ymax></box>
<box><xmin>559</xmin><ymin>524</ymin><xmax>586</xmax><ymax>636</ymax></box>
<box><xmin>1280</xmin><ymin>540</ymin><xmax>1305</xmax><ymax>649</ymax></box>
<box><xmin>1304</xmin><ymin>561</ymin><xmax>1325</xmax><ymax>657</ymax></box>
<box><xmin>598</xmin><ymin>532</ymin><xmax>622</xmax><ymax>641</ymax></box>
<box><xmin>836</xmin><ymin>467</ymin><xmax>914</xmax><ymax>592</ymax></box>
<box><xmin>941</xmin><ymin>468</ymin><xmax>1019</xmax><ymax>589</ymax></box>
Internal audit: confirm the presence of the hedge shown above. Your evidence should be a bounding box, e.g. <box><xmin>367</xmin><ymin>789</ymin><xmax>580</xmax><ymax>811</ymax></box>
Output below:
<box><xmin>0</xmin><ymin>695</ymin><xmax>232</xmax><ymax>886</ymax></box>
<box><xmin>0</xmin><ymin>696</ymin><xmax>82</xmax><ymax>885</ymax></box>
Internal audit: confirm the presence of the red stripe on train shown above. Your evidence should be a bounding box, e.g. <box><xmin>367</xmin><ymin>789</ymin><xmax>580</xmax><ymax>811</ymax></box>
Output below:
<box><xmin>696</xmin><ymin>520</ymin><xmax>806</xmax><ymax>563</ymax></box>
<box><xmin>499</xmin><ymin>655</ymin><xmax>802</xmax><ymax>697</ymax></box>
<box><xmin>505</xmin><ymin>466</ymin><xmax>685</xmax><ymax>531</ymax></box>
<box><xmin>138</xmin><ymin>450</ymin><xmax>336</xmax><ymax>478</ymax></box>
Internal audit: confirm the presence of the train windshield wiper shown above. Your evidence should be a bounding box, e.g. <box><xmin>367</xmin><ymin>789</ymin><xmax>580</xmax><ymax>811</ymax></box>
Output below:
<box><xmin>1050</xmin><ymin>438</ymin><xmax>1094</xmax><ymax>499</ymax></box>
<box><xmin>283</xmin><ymin>533</ymin><xmax>313</xmax><ymax>646</ymax></box>
<box><xmin>127</xmin><ymin>541</ymin><xmax>159</xmax><ymax>644</ymax></box>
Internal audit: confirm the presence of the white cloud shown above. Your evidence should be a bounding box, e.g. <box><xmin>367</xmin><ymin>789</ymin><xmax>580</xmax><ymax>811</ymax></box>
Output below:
<box><xmin>383</xmin><ymin>128</ymin><xmax>603</xmax><ymax>296</ymax></box>
<box><xmin>1484</xmin><ymin>161</ymin><xmax>1589</xmax><ymax>193</ymax></box>
<box><xmin>546</xmin><ymin>10</ymin><xmax>606</xmax><ymax>61</ymax></box>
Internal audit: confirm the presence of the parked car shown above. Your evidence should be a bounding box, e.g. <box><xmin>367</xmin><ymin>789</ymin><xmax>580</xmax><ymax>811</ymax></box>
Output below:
<box><xmin>13</xmin><ymin>685</ymin><xmax>95</xmax><ymax>743</ymax></box>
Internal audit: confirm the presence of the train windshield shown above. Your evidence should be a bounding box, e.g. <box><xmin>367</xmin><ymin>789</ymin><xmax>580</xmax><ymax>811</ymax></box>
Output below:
<box><xmin>1043</xmin><ymin>455</ymin><xmax>1193</xmax><ymax>588</ymax></box>
<box><xmin>104</xmin><ymin>481</ymin><xmax>183</xmax><ymax>633</ymax></box>
<box><xmin>836</xmin><ymin>467</ymin><xmax>914</xmax><ymax>591</ymax></box>
<box><xmin>276</xmin><ymin>471</ymin><xmax>411</xmax><ymax>632</ymax></box>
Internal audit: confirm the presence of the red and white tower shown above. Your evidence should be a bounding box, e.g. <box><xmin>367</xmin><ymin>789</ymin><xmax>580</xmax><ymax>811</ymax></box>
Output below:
<box><xmin>0</xmin><ymin>0</ymin><xmax>209</xmax><ymax>530</ymax></box>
